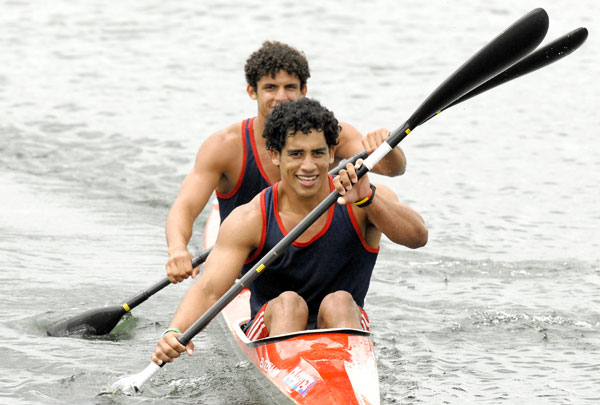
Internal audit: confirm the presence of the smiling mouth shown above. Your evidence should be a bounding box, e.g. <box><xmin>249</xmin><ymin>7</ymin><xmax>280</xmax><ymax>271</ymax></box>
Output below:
<box><xmin>296</xmin><ymin>174</ymin><xmax>318</xmax><ymax>187</ymax></box>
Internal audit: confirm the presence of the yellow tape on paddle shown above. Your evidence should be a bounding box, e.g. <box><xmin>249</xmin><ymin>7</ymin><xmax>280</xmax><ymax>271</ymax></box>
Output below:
<box><xmin>122</xmin><ymin>303</ymin><xmax>131</xmax><ymax>312</ymax></box>
<box><xmin>256</xmin><ymin>264</ymin><xmax>266</xmax><ymax>273</ymax></box>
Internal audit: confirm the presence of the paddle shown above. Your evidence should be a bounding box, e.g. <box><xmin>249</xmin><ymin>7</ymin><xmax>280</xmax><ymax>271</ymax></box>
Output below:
<box><xmin>46</xmin><ymin>249</ymin><xmax>212</xmax><ymax>337</ymax></box>
<box><xmin>110</xmin><ymin>8</ymin><xmax>549</xmax><ymax>395</ymax></box>
<box><xmin>426</xmin><ymin>26</ymin><xmax>589</xmax><ymax>120</ymax></box>
<box><xmin>332</xmin><ymin>26</ymin><xmax>589</xmax><ymax>170</ymax></box>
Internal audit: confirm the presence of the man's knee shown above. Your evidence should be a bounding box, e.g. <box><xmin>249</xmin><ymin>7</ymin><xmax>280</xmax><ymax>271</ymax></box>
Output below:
<box><xmin>264</xmin><ymin>291</ymin><xmax>309</xmax><ymax>334</ymax></box>
<box><xmin>320</xmin><ymin>290</ymin><xmax>356</xmax><ymax>311</ymax></box>
<box><xmin>268</xmin><ymin>291</ymin><xmax>308</xmax><ymax>318</ymax></box>
<box><xmin>318</xmin><ymin>290</ymin><xmax>361</xmax><ymax>329</ymax></box>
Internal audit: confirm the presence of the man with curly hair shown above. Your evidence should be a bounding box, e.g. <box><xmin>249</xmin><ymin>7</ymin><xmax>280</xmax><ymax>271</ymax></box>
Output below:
<box><xmin>165</xmin><ymin>41</ymin><xmax>408</xmax><ymax>283</ymax></box>
<box><xmin>152</xmin><ymin>98</ymin><xmax>427</xmax><ymax>363</ymax></box>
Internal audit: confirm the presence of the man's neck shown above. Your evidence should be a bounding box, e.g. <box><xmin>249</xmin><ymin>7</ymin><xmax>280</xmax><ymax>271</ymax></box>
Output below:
<box><xmin>277</xmin><ymin>179</ymin><xmax>331</xmax><ymax>217</ymax></box>
<box><xmin>253</xmin><ymin>114</ymin><xmax>267</xmax><ymax>148</ymax></box>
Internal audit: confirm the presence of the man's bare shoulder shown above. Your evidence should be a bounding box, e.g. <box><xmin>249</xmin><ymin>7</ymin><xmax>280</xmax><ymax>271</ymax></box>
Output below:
<box><xmin>338</xmin><ymin>121</ymin><xmax>361</xmax><ymax>140</ymax></box>
<box><xmin>193</xmin><ymin>121</ymin><xmax>245</xmax><ymax>170</ymax></box>
<box><xmin>202</xmin><ymin>121</ymin><xmax>244</xmax><ymax>150</ymax></box>
<box><xmin>218</xmin><ymin>193</ymin><xmax>264</xmax><ymax>247</ymax></box>
<box><xmin>331</xmin><ymin>120</ymin><xmax>362</xmax><ymax>161</ymax></box>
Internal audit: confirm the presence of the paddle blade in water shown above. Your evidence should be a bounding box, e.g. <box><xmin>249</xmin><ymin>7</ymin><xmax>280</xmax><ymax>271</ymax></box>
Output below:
<box><xmin>47</xmin><ymin>305</ymin><xmax>126</xmax><ymax>337</ymax></box>
<box><xmin>110</xmin><ymin>362</ymin><xmax>161</xmax><ymax>395</ymax></box>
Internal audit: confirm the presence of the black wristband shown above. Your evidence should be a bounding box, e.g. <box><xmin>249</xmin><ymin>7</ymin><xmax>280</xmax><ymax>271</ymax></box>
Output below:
<box><xmin>353</xmin><ymin>184</ymin><xmax>376</xmax><ymax>208</ymax></box>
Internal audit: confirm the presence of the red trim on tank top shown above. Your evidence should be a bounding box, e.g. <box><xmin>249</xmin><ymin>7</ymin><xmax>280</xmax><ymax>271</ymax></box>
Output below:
<box><xmin>244</xmin><ymin>189</ymin><xmax>268</xmax><ymax>264</ymax></box>
<box><xmin>248</xmin><ymin>117</ymin><xmax>272</xmax><ymax>185</ymax></box>
<box><xmin>347</xmin><ymin>203</ymin><xmax>380</xmax><ymax>253</ymax></box>
<box><xmin>215</xmin><ymin>118</ymin><xmax>250</xmax><ymax>199</ymax></box>
<box><xmin>272</xmin><ymin>176</ymin><xmax>335</xmax><ymax>247</ymax></box>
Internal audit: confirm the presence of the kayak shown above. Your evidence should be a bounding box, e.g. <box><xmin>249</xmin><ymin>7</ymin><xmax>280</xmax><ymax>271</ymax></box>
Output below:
<box><xmin>204</xmin><ymin>200</ymin><xmax>381</xmax><ymax>404</ymax></box>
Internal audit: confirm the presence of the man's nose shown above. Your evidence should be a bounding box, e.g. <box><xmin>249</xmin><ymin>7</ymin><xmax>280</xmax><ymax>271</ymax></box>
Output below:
<box><xmin>300</xmin><ymin>155</ymin><xmax>317</xmax><ymax>171</ymax></box>
<box><xmin>274</xmin><ymin>87</ymin><xmax>288</xmax><ymax>101</ymax></box>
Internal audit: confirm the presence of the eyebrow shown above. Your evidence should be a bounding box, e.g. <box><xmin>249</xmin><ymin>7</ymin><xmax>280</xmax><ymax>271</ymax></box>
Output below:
<box><xmin>261</xmin><ymin>81</ymin><xmax>299</xmax><ymax>87</ymax></box>
<box><xmin>286</xmin><ymin>147</ymin><xmax>328</xmax><ymax>154</ymax></box>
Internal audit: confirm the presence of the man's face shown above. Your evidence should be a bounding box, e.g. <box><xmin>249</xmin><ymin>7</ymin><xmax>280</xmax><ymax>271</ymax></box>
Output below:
<box><xmin>247</xmin><ymin>70</ymin><xmax>307</xmax><ymax>118</ymax></box>
<box><xmin>270</xmin><ymin>129</ymin><xmax>335</xmax><ymax>200</ymax></box>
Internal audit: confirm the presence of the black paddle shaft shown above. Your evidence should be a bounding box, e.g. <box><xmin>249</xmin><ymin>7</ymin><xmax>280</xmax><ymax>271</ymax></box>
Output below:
<box><xmin>121</xmin><ymin>248</ymin><xmax>213</xmax><ymax>310</ymax></box>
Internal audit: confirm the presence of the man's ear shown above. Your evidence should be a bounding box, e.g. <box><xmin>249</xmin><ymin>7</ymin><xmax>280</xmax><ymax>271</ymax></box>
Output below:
<box><xmin>247</xmin><ymin>84</ymin><xmax>257</xmax><ymax>100</ymax></box>
<box><xmin>301</xmin><ymin>84</ymin><xmax>308</xmax><ymax>97</ymax></box>
<box><xmin>269</xmin><ymin>148</ymin><xmax>281</xmax><ymax>167</ymax></box>
<box><xmin>328</xmin><ymin>145</ymin><xmax>336</xmax><ymax>164</ymax></box>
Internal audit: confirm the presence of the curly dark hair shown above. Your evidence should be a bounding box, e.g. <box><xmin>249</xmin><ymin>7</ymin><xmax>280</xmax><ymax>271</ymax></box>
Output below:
<box><xmin>263</xmin><ymin>98</ymin><xmax>340</xmax><ymax>152</ymax></box>
<box><xmin>244</xmin><ymin>41</ymin><xmax>310</xmax><ymax>91</ymax></box>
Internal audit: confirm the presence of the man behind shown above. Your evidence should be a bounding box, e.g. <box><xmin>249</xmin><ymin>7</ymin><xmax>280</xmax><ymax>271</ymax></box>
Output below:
<box><xmin>153</xmin><ymin>98</ymin><xmax>427</xmax><ymax>365</ymax></box>
<box><xmin>165</xmin><ymin>41</ymin><xmax>408</xmax><ymax>283</ymax></box>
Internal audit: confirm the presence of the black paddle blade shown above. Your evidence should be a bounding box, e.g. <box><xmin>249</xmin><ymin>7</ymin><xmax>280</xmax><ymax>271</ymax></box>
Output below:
<box><xmin>406</xmin><ymin>8</ymin><xmax>549</xmax><ymax>129</ymax></box>
<box><xmin>45</xmin><ymin>250</ymin><xmax>211</xmax><ymax>338</ymax></box>
<box><xmin>447</xmin><ymin>27</ymin><xmax>589</xmax><ymax>108</ymax></box>
<box><xmin>47</xmin><ymin>305</ymin><xmax>126</xmax><ymax>337</ymax></box>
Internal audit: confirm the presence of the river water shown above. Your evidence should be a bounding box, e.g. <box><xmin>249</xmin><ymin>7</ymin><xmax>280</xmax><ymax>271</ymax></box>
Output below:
<box><xmin>1</xmin><ymin>0</ymin><xmax>599</xmax><ymax>404</ymax></box>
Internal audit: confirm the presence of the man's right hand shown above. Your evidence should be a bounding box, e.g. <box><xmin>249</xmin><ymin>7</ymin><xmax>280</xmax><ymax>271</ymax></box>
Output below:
<box><xmin>166</xmin><ymin>249</ymin><xmax>197</xmax><ymax>283</ymax></box>
<box><xmin>152</xmin><ymin>330</ymin><xmax>194</xmax><ymax>365</ymax></box>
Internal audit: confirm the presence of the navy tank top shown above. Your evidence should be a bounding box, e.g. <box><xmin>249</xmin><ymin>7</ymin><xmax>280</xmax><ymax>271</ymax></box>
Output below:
<box><xmin>216</xmin><ymin>117</ymin><xmax>271</xmax><ymax>222</ymax></box>
<box><xmin>242</xmin><ymin>177</ymin><xmax>380</xmax><ymax>322</ymax></box>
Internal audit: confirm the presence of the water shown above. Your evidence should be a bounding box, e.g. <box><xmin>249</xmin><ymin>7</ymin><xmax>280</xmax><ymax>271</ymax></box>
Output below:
<box><xmin>1</xmin><ymin>0</ymin><xmax>599</xmax><ymax>403</ymax></box>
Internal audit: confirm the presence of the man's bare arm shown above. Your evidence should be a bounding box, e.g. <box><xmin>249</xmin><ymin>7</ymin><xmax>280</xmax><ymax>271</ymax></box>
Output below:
<box><xmin>153</xmin><ymin>200</ymin><xmax>263</xmax><ymax>364</ymax></box>
<box><xmin>334</xmin><ymin>160</ymin><xmax>426</xmax><ymax>249</ymax></box>
<box><xmin>165</xmin><ymin>128</ymin><xmax>241</xmax><ymax>282</ymax></box>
